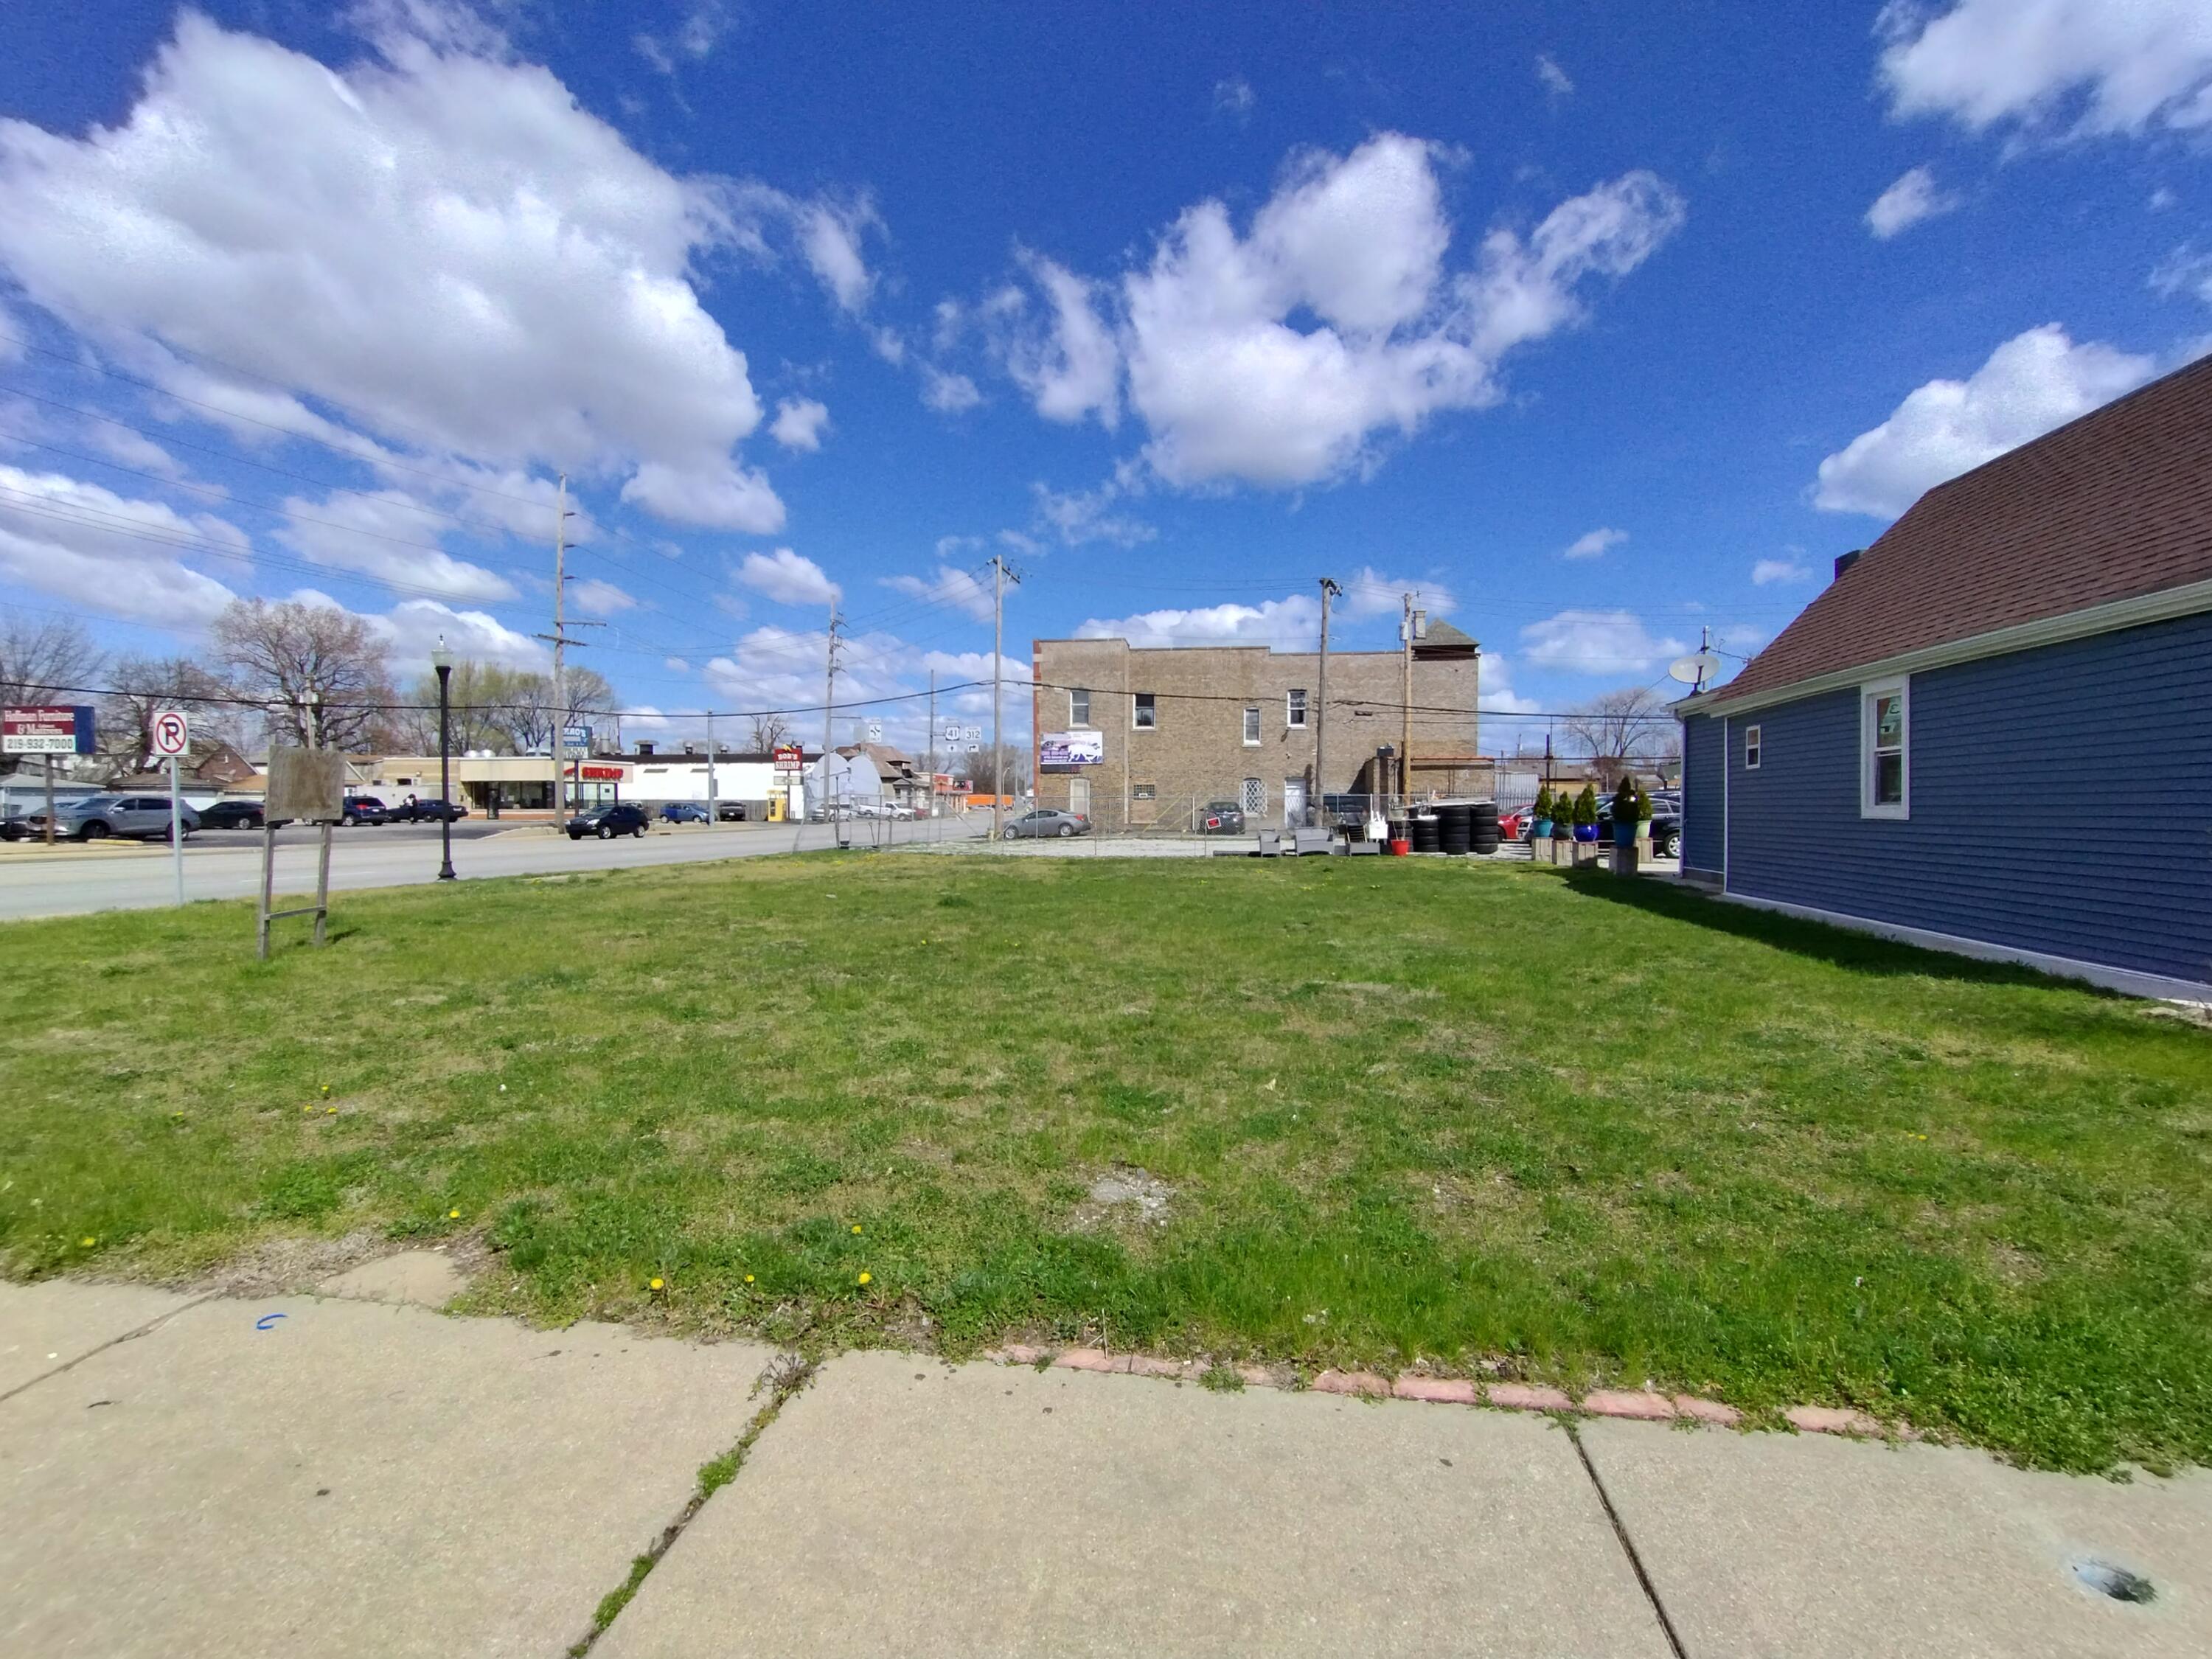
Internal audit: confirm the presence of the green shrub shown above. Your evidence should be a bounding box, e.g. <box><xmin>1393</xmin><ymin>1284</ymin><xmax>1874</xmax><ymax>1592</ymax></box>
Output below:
<box><xmin>1610</xmin><ymin>774</ymin><xmax>1649</xmax><ymax>824</ymax></box>
<box><xmin>1533</xmin><ymin>785</ymin><xmax>1554</xmax><ymax>821</ymax></box>
<box><xmin>1573</xmin><ymin>785</ymin><xmax>1599</xmax><ymax>827</ymax></box>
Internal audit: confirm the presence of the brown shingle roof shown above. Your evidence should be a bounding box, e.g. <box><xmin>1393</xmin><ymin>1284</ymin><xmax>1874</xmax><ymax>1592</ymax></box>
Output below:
<box><xmin>1710</xmin><ymin>352</ymin><xmax>2212</xmax><ymax>709</ymax></box>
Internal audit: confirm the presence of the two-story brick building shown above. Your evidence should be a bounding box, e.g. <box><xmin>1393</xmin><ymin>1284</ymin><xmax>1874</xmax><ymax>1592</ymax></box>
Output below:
<box><xmin>1030</xmin><ymin>625</ymin><xmax>1482</xmax><ymax>832</ymax></box>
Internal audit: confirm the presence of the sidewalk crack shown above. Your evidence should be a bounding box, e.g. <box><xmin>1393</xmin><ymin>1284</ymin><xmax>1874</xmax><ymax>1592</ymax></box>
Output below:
<box><xmin>1568</xmin><ymin>1422</ymin><xmax>1690</xmax><ymax>1659</ymax></box>
<box><xmin>0</xmin><ymin>1290</ymin><xmax>220</xmax><ymax>1405</ymax></box>
<box><xmin>564</xmin><ymin>1349</ymin><xmax>816</xmax><ymax>1657</ymax></box>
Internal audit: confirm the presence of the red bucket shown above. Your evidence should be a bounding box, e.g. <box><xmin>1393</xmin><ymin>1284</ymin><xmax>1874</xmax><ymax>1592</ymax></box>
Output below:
<box><xmin>1388</xmin><ymin>837</ymin><xmax>1411</xmax><ymax>856</ymax></box>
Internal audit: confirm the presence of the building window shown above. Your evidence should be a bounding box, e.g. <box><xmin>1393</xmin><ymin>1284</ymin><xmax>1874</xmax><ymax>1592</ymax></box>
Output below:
<box><xmin>1861</xmin><ymin>678</ymin><xmax>1908</xmax><ymax>819</ymax></box>
<box><xmin>1242</xmin><ymin>706</ymin><xmax>1262</xmax><ymax>745</ymax></box>
<box><xmin>1133</xmin><ymin>692</ymin><xmax>1156</xmax><ymax>730</ymax></box>
<box><xmin>1242</xmin><ymin>777</ymin><xmax>1264</xmax><ymax>814</ymax></box>
<box><xmin>1287</xmin><ymin>689</ymin><xmax>1308</xmax><ymax>728</ymax></box>
<box><xmin>1743</xmin><ymin>725</ymin><xmax>1761</xmax><ymax>771</ymax></box>
<box><xmin>1071</xmin><ymin>688</ymin><xmax>1090</xmax><ymax>726</ymax></box>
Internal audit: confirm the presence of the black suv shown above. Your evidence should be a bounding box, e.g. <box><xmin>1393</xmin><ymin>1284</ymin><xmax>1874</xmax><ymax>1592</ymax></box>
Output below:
<box><xmin>389</xmin><ymin>798</ymin><xmax>470</xmax><ymax>823</ymax></box>
<box><xmin>341</xmin><ymin>796</ymin><xmax>391</xmax><ymax>825</ymax></box>
<box><xmin>567</xmin><ymin>801</ymin><xmax>650</xmax><ymax>841</ymax></box>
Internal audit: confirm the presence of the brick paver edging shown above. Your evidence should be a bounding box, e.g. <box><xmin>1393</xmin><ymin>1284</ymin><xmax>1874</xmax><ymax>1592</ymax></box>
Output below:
<box><xmin>984</xmin><ymin>1346</ymin><xmax>1902</xmax><ymax>1440</ymax></box>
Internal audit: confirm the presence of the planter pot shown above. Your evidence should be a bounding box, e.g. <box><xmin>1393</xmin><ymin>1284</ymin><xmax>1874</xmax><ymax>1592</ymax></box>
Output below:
<box><xmin>1532</xmin><ymin>818</ymin><xmax>1554</xmax><ymax>841</ymax></box>
<box><xmin>1388</xmin><ymin>837</ymin><xmax>1411</xmax><ymax>856</ymax></box>
<box><xmin>1573</xmin><ymin>824</ymin><xmax>1599</xmax><ymax>844</ymax></box>
<box><xmin>1612</xmin><ymin>821</ymin><xmax>1635</xmax><ymax>848</ymax></box>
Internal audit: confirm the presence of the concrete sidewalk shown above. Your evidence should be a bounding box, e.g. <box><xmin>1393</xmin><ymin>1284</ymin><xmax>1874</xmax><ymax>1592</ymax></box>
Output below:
<box><xmin>4</xmin><ymin>1278</ymin><xmax>2208</xmax><ymax>1657</ymax></box>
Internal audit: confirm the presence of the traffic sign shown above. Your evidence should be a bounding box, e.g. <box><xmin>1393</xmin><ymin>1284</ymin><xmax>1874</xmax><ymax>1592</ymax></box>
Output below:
<box><xmin>151</xmin><ymin>709</ymin><xmax>190</xmax><ymax>757</ymax></box>
<box><xmin>943</xmin><ymin>723</ymin><xmax>961</xmax><ymax>745</ymax></box>
<box><xmin>865</xmin><ymin>718</ymin><xmax>884</xmax><ymax>743</ymax></box>
<box><xmin>963</xmin><ymin>725</ymin><xmax>981</xmax><ymax>742</ymax></box>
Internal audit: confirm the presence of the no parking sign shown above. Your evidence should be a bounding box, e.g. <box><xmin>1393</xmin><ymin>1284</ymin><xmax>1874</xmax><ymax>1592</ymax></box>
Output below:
<box><xmin>152</xmin><ymin>709</ymin><xmax>190</xmax><ymax>757</ymax></box>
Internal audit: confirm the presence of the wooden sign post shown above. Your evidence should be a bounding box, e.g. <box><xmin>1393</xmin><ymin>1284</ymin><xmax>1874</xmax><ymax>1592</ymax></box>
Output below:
<box><xmin>258</xmin><ymin>748</ymin><xmax>346</xmax><ymax>959</ymax></box>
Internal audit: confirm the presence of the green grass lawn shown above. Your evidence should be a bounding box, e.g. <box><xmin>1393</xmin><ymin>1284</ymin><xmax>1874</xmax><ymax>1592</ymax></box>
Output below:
<box><xmin>5</xmin><ymin>852</ymin><xmax>2211</xmax><ymax>1472</ymax></box>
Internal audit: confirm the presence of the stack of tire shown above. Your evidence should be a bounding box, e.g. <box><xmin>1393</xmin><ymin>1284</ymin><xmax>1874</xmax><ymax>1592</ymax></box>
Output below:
<box><xmin>1410</xmin><ymin>813</ymin><xmax>1441</xmax><ymax>853</ymax></box>
<box><xmin>1470</xmin><ymin>801</ymin><xmax>1501</xmax><ymax>856</ymax></box>
<box><xmin>1437</xmin><ymin>803</ymin><xmax>1473</xmax><ymax>855</ymax></box>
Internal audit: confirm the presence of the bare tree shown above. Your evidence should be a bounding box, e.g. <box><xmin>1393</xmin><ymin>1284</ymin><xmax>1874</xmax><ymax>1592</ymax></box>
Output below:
<box><xmin>1559</xmin><ymin>686</ymin><xmax>1676</xmax><ymax>789</ymax></box>
<box><xmin>962</xmin><ymin>742</ymin><xmax>1031</xmax><ymax>795</ymax></box>
<box><xmin>395</xmin><ymin>660</ymin><xmax>538</xmax><ymax>754</ymax></box>
<box><xmin>744</xmin><ymin>711</ymin><xmax>792</xmax><ymax>752</ymax></box>
<box><xmin>210</xmin><ymin>599</ymin><xmax>396</xmax><ymax>751</ymax></box>
<box><xmin>0</xmin><ymin>613</ymin><xmax>104</xmax><ymax>777</ymax></box>
<box><xmin>484</xmin><ymin>664</ymin><xmax>617</xmax><ymax>753</ymax></box>
<box><xmin>101</xmin><ymin>655</ymin><xmax>240</xmax><ymax>771</ymax></box>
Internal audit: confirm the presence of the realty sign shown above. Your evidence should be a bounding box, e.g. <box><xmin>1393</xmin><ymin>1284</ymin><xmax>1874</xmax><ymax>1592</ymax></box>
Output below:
<box><xmin>1</xmin><ymin>705</ymin><xmax>97</xmax><ymax>755</ymax></box>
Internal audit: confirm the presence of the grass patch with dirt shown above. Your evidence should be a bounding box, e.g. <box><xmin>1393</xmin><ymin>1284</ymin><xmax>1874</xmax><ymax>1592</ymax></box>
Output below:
<box><xmin>4</xmin><ymin>851</ymin><xmax>2210</xmax><ymax>1472</ymax></box>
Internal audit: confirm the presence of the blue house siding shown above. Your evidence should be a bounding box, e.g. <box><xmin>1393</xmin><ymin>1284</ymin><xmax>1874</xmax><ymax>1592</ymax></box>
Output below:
<box><xmin>1722</xmin><ymin>609</ymin><xmax>2212</xmax><ymax>984</ymax></box>
<box><xmin>1680</xmin><ymin>712</ymin><xmax>1724</xmax><ymax>875</ymax></box>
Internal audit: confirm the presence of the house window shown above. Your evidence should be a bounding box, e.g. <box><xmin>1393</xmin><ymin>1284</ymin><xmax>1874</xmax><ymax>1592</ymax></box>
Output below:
<box><xmin>1287</xmin><ymin>689</ymin><xmax>1308</xmax><ymax>728</ymax></box>
<box><xmin>1070</xmin><ymin>688</ymin><xmax>1091</xmax><ymax>726</ymax></box>
<box><xmin>1242</xmin><ymin>777</ymin><xmax>1265</xmax><ymax>814</ymax></box>
<box><xmin>1861</xmin><ymin>679</ymin><xmax>1909</xmax><ymax>819</ymax></box>
<box><xmin>1242</xmin><ymin>706</ymin><xmax>1262</xmax><ymax>745</ymax></box>
<box><xmin>1133</xmin><ymin>692</ymin><xmax>1156</xmax><ymax>730</ymax></box>
<box><xmin>1743</xmin><ymin>726</ymin><xmax>1761</xmax><ymax>771</ymax></box>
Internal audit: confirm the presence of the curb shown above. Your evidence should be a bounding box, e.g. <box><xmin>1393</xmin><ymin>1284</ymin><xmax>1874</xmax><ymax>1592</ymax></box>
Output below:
<box><xmin>984</xmin><ymin>1346</ymin><xmax>1914</xmax><ymax>1440</ymax></box>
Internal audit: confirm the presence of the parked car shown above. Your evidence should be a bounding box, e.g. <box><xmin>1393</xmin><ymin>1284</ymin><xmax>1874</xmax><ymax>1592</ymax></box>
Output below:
<box><xmin>1597</xmin><ymin>803</ymin><xmax>1681</xmax><ymax>858</ymax></box>
<box><xmin>196</xmin><ymin>799</ymin><xmax>268</xmax><ymax>830</ymax></box>
<box><xmin>1001</xmin><ymin>808</ymin><xmax>1091</xmax><ymax>840</ymax></box>
<box><xmin>387</xmin><ymin>797</ymin><xmax>469</xmax><ymax>824</ymax></box>
<box><xmin>567</xmin><ymin>801</ymin><xmax>650</xmax><ymax>840</ymax></box>
<box><xmin>1197</xmin><ymin>801</ymin><xmax>1245</xmax><ymax>835</ymax></box>
<box><xmin>341</xmin><ymin>795</ymin><xmax>392</xmax><ymax>826</ymax></box>
<box><xmin>660</xmin><ymin>801</ymin><xmax>711</xmax><ymax>824</ymax></box>
<box><xmin>1498</xmin><ymin>802</ymin><xmax>1537</xmax><ymax>841</ymax></box>
<box><xmin>23</xmin><ymin>793</ymin><xmax>199</xmax><ymax>841</ymax></box>
<box><xmin>715</xmin><ymin>801</ymin><xmax>748</xmax><ymax>821</ymax></box>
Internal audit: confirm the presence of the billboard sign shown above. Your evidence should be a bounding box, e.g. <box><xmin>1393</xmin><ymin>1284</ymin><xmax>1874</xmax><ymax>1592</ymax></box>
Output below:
<box><xmin>1037</xmin><ymin>729</ymin><xmax>1104</xmax><ymax>768</ymax></box>
<box><xmin>2</xmin><ymin>705</ymin><xmax>97</xmax><ymax>755</ymax></box>
<box><xmin>773</xmin><ymin>744</ymin><xmax>804</xmax><ymax>773</ymax></box>
<box><xmin>563</xmin><ymin>724</ymin><xmax>593</xmax><ymax>751</ymax></box>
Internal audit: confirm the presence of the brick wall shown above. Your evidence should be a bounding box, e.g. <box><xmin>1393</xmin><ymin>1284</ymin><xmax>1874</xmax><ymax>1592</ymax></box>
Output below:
<box><xmin>1031</xmin><ymin>637</ymin><xmax>1479</xmax><ymax>831</ymax></box>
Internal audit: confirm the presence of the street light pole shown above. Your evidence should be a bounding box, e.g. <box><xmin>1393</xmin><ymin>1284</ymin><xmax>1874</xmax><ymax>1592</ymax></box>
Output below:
<box><xmin>432</xmin><ymin>636</ymin><xmax>456</xmax><ymax>881</ymax></box>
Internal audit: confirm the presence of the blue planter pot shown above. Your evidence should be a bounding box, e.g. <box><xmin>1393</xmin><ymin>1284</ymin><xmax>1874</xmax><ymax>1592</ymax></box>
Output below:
<box><xmin>1613</xmin><ymin>821</ymin><xmax>1636</xmax><ymax>847</ymax></box>
<box><xmin>1533</xmin><ymin>819</ymin><xmax>1553</xmax><ymax>839</ymax></box>
<box><xmin>1573</xmin><ymin>824</ymin><xmax>1599</xmax><ymax>844</ymax></box>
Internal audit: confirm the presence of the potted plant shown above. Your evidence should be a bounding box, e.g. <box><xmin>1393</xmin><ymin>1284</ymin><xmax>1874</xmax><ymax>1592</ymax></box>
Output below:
<box><xmin>1548</xmin><ymin>792</ymin><xmax>1575</xmax><ymax>865</ymax></box>
<box><xmin>1572</xmin><ymin>784</ymin><xmax>1600</xmax><ymax>843</ymax></box>
<box><xmin>1610</xmin><ymin>774</ymin><xmax>1649</xmax><ymax>872</ymax></box>
<box><xmin>1531</xmin><ymin>785</ymin><xmax>1554</xmax><ymax>848</ymax></box>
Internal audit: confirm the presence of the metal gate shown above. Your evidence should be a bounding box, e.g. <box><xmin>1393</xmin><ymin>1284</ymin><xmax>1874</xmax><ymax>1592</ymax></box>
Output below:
<box><xmin>1242</xmin><ymin>777</ymin><xmax>1264</xmax><ymax>815</ymax></box>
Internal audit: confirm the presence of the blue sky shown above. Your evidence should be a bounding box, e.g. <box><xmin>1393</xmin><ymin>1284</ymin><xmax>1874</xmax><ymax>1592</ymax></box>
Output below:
<box><xmin>1</xmin><ymin>0</ymin><xmax>2208</xmax><ymax>753</ymax></box>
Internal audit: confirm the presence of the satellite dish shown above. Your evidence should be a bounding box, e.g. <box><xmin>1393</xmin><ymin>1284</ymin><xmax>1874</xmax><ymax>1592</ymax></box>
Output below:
<box><xmin>1669</xmin><ymin>650</ymin><xmax>1722</xmax><ymax>686</ymax></box>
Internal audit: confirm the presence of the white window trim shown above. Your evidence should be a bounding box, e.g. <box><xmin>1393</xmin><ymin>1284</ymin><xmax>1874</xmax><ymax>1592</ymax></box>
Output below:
<box><xmin>1286</xmin><ymin>689</ymin><xmax>1308</xmax><ymax>729</ymax></box>
<box><xmin>1133</xmin><ymin>693</ymin><xmax>1156</xmax><ymax>731</ymax></box>
<box><xmin>1743</xmin><ymin>725</ymin><xmax>1761</xmax><ymax>771</ymax></box>
<box><xmin>1860</xmin><ymin>676</ymin><xmax>1910</xmax><ymax>820</ymax></box>
<box><xmin>1070</xmin><ymin>689</ymin><xmax>1090</xmax><ymax>726</ymax></box>
<box><xmin>1242</xmin><ymin>706</ymin><xmax>1262</xmax><ymax>746</ymax></box>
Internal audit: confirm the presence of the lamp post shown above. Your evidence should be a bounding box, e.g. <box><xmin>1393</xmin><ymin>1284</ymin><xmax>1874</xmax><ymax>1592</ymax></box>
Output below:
<box><xmin>431</xmin><ymin>636</ymin><xmax>456</xmax><ymax>881</ymax></box>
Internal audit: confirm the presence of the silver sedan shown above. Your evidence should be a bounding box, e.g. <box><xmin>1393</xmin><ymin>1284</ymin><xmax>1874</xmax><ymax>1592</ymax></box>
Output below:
<box><xmin>1001</xmin><ymin>809</ymin><xmax>1091</xmax><ymax>840</ymax></box>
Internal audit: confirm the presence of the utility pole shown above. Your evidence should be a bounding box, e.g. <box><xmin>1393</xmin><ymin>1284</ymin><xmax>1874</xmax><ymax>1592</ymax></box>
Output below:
<box><xmin>821</xmin><ymin>601</ymin><xmax>842</xmax><ymax>827</ymax></box>
<box><xmin>1315</xmin><ymin>577</ymin><xmax>1340</xmax><ymax>827</ymax></box>
<box><xmin>704</xmin><ymin>710</ymin><xmax>717</xmax><ymax>827</ymax></box>
<box><xmin>927</xmin><ymin>669</ymin><xmax>936</xmax><ymax>818</ymax></box>
<box><xmin>989</xmin><ymin>554</ymin><xmax>1022</xmax><ymax>842</ymax></box>
<box><xmin>535</xmin><ymin>474</ymin><xmax>595</xmax><ymax>824</ymax></box>
<box><xmin>1399</xmin><ymin>592</ymin><xmax>1415</xmax><ymax>802</ymax></box>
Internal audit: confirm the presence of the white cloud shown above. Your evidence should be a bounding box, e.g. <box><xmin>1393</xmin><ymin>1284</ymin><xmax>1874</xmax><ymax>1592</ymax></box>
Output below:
<box><xmin>2153</xmin><ymin>244</ymin><xmax>2212</xmax><ymax>304</ymax></box>
<box><xmin>1752</xmin><ymin>557</ymin><xmax>1812</xmax><ymax>585</ymax></box>
<box><xmin>2151</xmin><ymin>186</ymin><xmax>2180</xmax><ymax>211</ymax></box>
<box><xmin>621</xmin><ymin>461</ymin><xmax>785</xmax><ymax>533</ymax></box>
<box><xmin>796</xmin><ymin>198</ymin><xmax>882</xmax><ymax>315</ymax></box>
<box><xmin>1340</xmin><ymin>567</ymin><xmax>1458</xmax><ymax>619</ymax></box>
<box><xmin>634</xmin><ymin>1</ymin><xmax>728</xmax><ymax>77</ymax></box>
<box><xmin>1536</xmin><ymin>55</ymin><xmax>1574</xmax><ymax>97</ymax></box>
<box><xmin>769</xmin><ymin>397</ymin><xmax>831</xmax><ymax>452</ymax></box>
<box><xmin>371</xmin><ymin>596</ymin><xmax>546</xmax><ymax>675</ymax></box>
<box><xmin>274</xmin><ymin>487</ymin><xmax>517</xmax><ymax>602</ymax></box>
<box><xmin>921</xmin><ymin>366</ymin><xmax>983</xmax><ymax>413</ymax></box>
<box><xmin>1076</xmin><ymin>596</ymin><xmax>1321</xmax><ymax>650</ymax></box>
<box><xmin>881</xmin><ymin>564</ymin><xmax>995</xmax><ymax>622</ymax></box>
<box><xmin>999</xmin><ymin>251</ymin><xmax>1121</xmax><ymax>428</ymax></box>
<box><xmin>1877</xmin><ymin>0</ymin><xmax>2212</xmax><ymax>139</ymax></box>
<box><xmin>0</xmin><ymin>461</ymin><xmax>240</xmax><ymax>626</ymax></box>
<box><xmin>664</xmin><ymin>655</ymin><xmax>692</xmax><ymax>673</ymax></box>
<box><xmin>1563</xmin><ymin>526</ymin><xmax>1627</xmax><ymax>560</ymax></box>
<box><xmin>1520</xmin><ymin>609</ymin><xmax>1686</xmax><ymax>675</ymax></box>
<box><xmin>1476</xmin><ymin>650</ymin><xmax>1543</xmax><ymax>715</ymax></box>
<box><xmin>1032</xmin><ymin>478</ymin><xmax>1155</xmax><ymax>548</ymax></box>
<box><xmin>87</xmin><ymin>422</ymin><xmax>186</xmax><ymax>480</ymax></box>
<box><xmin>737</xmin><ymin>546</ymin><xmax>839</xmax><ymax>606</ymax></box>
<box><xmin>569</xmin><ymin>577</ymin><xmax>636</xmax><ymax>615</ymax></box>
<box><xmin>0</xmin><ymin>12</ymin><xmax>823</xmax><ymax>532</ymax></box>
<box><xmin>1117</xmin><ymin>138</ymin><xmax>1685</xmax><ymax>488</ymax></box>
<box><xmin>1812</xmin><ymin>324</ymin><xmax>2157</xmax><ymax>518</ymax></box>
<box><xmin>1865</xmin><ymin>165</ymin><xmax>1959</xmax><ymax>238</ymax></box>
<box><xmin>1214</xmin><ymin>77</ymin><xmax>1256</xmax><ymax>118</ymax></box>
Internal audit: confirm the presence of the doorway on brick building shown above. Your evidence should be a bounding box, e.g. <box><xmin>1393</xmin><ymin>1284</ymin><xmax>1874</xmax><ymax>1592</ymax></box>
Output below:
<box><xmin>1068</xmin><ymin>776</ymin><xmax>1090</xmax><ymax>823</ymax></box>
<box><xmin>1282</xmin><ymin>777</ymin><xmax>1305</xmax><ymax>824</ymax></box>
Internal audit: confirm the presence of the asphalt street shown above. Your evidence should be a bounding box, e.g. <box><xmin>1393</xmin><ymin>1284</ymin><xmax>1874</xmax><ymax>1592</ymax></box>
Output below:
<box><xmin>0</xmin><ymin>815</ymin><xmax>975</xmax><ymax>922</ymax></box>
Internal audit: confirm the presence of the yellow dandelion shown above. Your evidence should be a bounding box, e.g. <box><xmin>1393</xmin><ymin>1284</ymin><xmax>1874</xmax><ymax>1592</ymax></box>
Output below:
<box><xmin>744</xmin><ymin>1273</ymin><xmax>755</xmax><ymax>1284</ymax></box>
<box><xmin>448</xmin><ymin>1208</ymin><xmax>461</xmax><ymax>1220</ymax></box>
<box><xmin>326</xmin><ymin>1106</ymin><xmax>337</xmax><ymax>1115</ymax></box>
<box><xmin>851</xmin><ymin>1224</ymin><xmax>863</xmax><ymax>1234</ymax></box>
<box><xmin>649</xmin><ymin>1277</ymin><xmax>664</xmax><ymax>1292</ymax></box>
<box><xmin>857</xmin><ymin>1271</ymin><xmax>872</xmax><ymax>1286</ymax></box>
<box><xmin>79</xmin><ymin>1235</ymin><xmax>96</xmax><ymax>1248</ymax></box>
